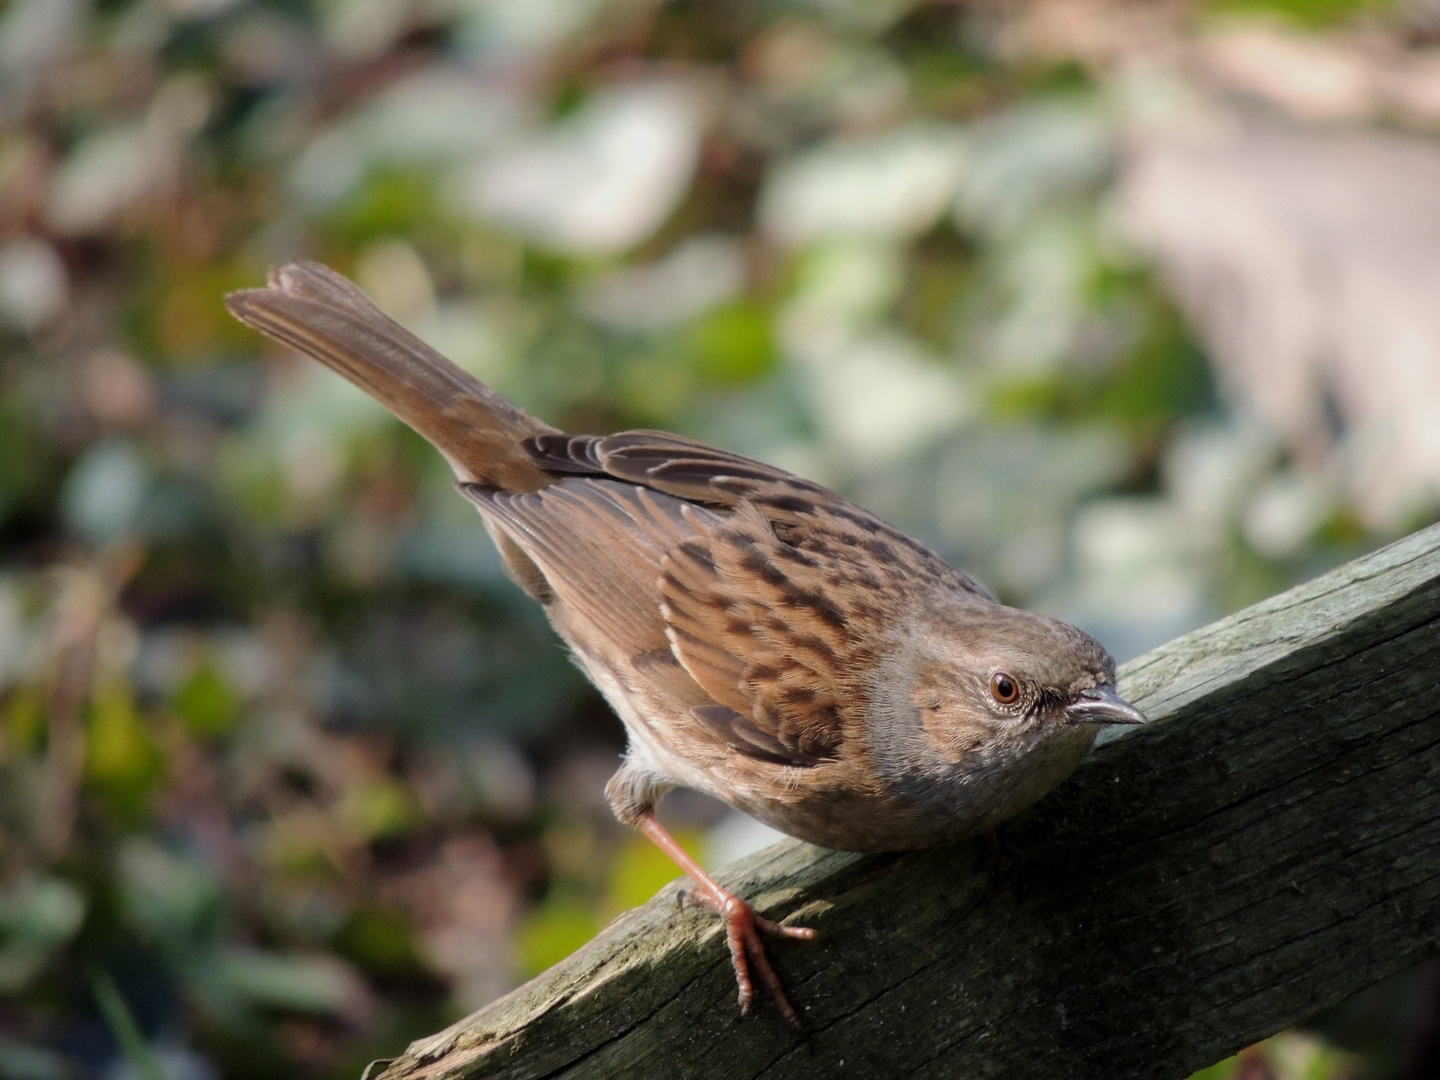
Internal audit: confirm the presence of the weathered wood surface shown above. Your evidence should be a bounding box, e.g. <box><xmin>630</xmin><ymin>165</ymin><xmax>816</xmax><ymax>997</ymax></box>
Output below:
<box><xmin>380</xmin><ymin>523</ymin><xmax>1440</xmax><ymax>1080</ymax></box>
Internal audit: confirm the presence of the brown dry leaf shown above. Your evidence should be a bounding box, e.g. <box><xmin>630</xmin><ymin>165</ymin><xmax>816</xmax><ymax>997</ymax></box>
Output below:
<box><xmin>1120</xmin><ymin>118</ymin><xmax>1440</xmax><ymax>528</ymax></box>
<box><xmin>1000</xmin><ymin>1</ymin><xmax>1440</xmax><ymax>130</ymax></box>
<box><xmin>1194</xmin><ymin>22</ymin><xmax>1440</xmax><ymax>129</ymax></box>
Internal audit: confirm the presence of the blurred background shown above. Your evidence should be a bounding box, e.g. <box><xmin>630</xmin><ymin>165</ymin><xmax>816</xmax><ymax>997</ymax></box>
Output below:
<box><xmin>2</xmin><ymin>0</ymin><xmax>1439</xmax><ymax>1077</ymax></box>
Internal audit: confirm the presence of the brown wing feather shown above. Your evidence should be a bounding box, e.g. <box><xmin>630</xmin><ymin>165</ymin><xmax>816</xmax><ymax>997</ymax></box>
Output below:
<box><xmin>458</xmin><ymin>479</ymin><xmax>707</xmax><ymax>665</ymax></box>
<box><xmin>463</xmin><ymin>476</ymin><xmax>879</xmax><ymax>769</ymax></box>
<box><xmin>658</xmin><ymin>512</ymin><xmax>890</xmax><ymax>769</ymax></box>
<box><xmin>689</xmin><ymin>704</ymin><xmax>811</xmax><ymax>768</ymax></box>
<box><xmin>525</xmin><ymin>430</ymin><xmax>994</xmax><ymax>602</ymax></box>
<box><xmin>526</xmin><ymin>431</ymin><xmax>820</xmax><ymax>504</ymax></box>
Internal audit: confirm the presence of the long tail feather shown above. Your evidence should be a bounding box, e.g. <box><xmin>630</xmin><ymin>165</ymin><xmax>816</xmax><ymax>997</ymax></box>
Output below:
<box><xmin>226</xmin><ymin>262</ymin><xmax>555</xmax><ymax>491</ymax></box>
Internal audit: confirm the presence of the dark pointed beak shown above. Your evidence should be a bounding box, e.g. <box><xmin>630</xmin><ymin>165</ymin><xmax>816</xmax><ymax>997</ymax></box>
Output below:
<box><xmin>1065</xmin><ymin>684</ymin><xmax>1148</xmax><ymax>726</ymax></box>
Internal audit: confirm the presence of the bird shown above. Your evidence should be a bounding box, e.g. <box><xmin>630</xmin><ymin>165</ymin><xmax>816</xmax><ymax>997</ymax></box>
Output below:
<box><xmin>226</xmin><ymin>261</ymin><xmax>1148</xmax><ymax>1028</ymax></box>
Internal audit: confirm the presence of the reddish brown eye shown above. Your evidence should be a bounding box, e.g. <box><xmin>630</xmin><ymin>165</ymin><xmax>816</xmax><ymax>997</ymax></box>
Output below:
<box><xmin>990</xmin><ymin>672</ymin><xmax>1020</xmax><ymax>705</ymax></box>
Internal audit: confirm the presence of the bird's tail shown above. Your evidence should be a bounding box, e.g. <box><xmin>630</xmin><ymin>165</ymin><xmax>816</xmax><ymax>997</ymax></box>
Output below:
<box><xmin>225</xmin><ymin>261</ymin><xmax>556</xmax><ymax>492</ymax></box>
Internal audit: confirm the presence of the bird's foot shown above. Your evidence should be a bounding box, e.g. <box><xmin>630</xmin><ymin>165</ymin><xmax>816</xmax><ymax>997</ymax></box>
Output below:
<box><xmin>635</xmin><ymin>809</ymin><xmax>817</xmax><ymax>1027</ymax></box>
<box><xmin>684</xmin><ymin>883</ymin><xmax>819</xmax><ymax>1029</ymax></box>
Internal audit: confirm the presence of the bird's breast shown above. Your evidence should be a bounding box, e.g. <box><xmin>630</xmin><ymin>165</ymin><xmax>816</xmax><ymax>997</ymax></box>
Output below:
<box><xmin>733</xmin><ymin>722</ymin><xmax>1099</xmax><ymax>852</ymax></box>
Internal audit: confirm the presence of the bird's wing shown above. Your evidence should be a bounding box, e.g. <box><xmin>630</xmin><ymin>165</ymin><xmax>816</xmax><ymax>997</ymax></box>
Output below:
<box><xmin>524</xmin><ymin>430</ymin><xmax>994</xmax><ymax>601</ymax></box>
<box><xmin>458</xmin><ymin>478</ymin><xmax>697</xmax><ymax>666</ymax></box>
<box><xmin>460</xmin><ymin>478</ymin><xmax>877</xmax><ymax>769</ymax></box>
<box><xmin>656</xmin><ymin>500</ymin><xmax>880</xmax><ymax>768</ymax></box>
<box><xmin>468</xmin><ymin>432</ymin><xmax>996</xmax><ymax>770</ymax></box>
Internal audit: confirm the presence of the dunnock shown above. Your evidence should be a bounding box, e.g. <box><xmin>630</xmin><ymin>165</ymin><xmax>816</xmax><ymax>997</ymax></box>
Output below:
<box><xmin>227</xmin><ymin>263</ymin><xmax>1147</xmax><ymax>1027</ymax></box>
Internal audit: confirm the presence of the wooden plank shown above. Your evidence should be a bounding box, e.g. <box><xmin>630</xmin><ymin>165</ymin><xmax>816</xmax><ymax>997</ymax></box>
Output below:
<box><xmin>379</xmin><ymin>522</ymin><xmax>1440</xmax><ymax>1080</ymax></box>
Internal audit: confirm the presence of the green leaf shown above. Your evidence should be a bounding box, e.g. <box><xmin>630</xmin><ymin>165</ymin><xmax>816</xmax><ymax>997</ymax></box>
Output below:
<box><xmin>85</xmin><ymin>681</ymin><xmax>162</xmax><ymax>817</ymax></box>
<box><xmin>4</xmin><ymin>688</ymin><xmax>47</xmax><ymax>754</ymax></box>
<box><xmin>339</xmin><ymin>778</ymin><xmax>423</xmax><ymax>840</ymax></box>
<box><xmin>172</xmin><ymin>659</ymin><xmax>239</xmax><ymax>738</ymax></box>
<box><xmin>604</xmin><ymin>831</ymin><xmax>694</xmax><ymax>914</ymax></box>
<box><xmin>1202</xmin><ymin>0</ymin><xmax>1391</xmax><ymax>28</ymax></box>
<box><xmin>332</xmin><ymin>906</ymin><xmax>425</xmax><ymax>976</ymax></box>
<box><xmin>690</xmin><ymin>301</ymin><xmax>776</xmax><ymax>385</ymax></box>
<box><xmin>211</xmin><ymin>948</ymin><xmax>365</xmax><ymax>1015</ymax></box>
<box><xmin>516</xmin><ymin>898</ymin><xmax>599</xmax><ymax>978</ymax></box>
<box><xmin>90</xmin><ymin>970</ymin><xmax>168</xmax><ymax>1080</ymax></box>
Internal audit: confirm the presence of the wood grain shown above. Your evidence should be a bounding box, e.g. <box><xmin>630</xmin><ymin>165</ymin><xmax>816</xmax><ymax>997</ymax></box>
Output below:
<box><xmin>378</xmin><ymin>522</ymin><xmax>1440</xmax><ymax>1080</ymax></box>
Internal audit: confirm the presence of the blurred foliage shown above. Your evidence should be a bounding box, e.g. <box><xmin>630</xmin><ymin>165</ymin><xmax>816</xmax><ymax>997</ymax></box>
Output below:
<box><xmin>1203</xmin><ymin>0</ymin><xmax>1390</xmax><ymax>28</ymax></box>
<box><xmin>0</xmin><ymin>0</ymin><xmax>1433</xmax><ymax>1078</ymax></box>
<box><xmin>1193</xmin><ymin>1032</ymin><xmax>1363</xmax><ymax>1080</ymax></box>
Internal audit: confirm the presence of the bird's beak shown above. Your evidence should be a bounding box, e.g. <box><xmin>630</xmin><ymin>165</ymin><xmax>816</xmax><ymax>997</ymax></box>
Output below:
<box><xmin>1065</xmin><ymin>684</ymin><xmax>1148</xmax><ymax>726</ymax></box>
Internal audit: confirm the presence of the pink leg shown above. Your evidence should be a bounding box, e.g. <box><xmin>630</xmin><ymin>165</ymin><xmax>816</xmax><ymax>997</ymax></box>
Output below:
<box><xmin>636</xmin><ymin>810</ymin><xmax>818</xmax><ymax>1028</ymax></box>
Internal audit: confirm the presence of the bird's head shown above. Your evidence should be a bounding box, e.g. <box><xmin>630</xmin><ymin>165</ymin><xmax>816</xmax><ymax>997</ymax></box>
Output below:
<box><xmin>900</xmin><ymin>602</ymin><xmax>1147</xmax><ymax>764</ymax></box>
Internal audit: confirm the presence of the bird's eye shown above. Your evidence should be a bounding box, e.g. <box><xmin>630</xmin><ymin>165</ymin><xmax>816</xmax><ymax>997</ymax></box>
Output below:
<box><xmin>990</xmin><ymin>672</ymin><xmax>1020</xmax><ymax>705</ymax></box>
